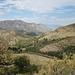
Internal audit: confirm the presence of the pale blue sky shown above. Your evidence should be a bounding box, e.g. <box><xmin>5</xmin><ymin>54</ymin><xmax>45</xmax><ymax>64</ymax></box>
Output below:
<box><xmin>0</xmin><ymin>0</ymin><xmax>75</xmax><ymax>28</ymax></box>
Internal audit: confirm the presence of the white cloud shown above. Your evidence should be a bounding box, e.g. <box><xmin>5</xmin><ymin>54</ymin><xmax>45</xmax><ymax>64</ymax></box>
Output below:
<box><xmin>4</xmin><ymin>6</ymin><xmax>12</xmax><ymax>12</ymax></box>
<box><xmin>0</xmin><ymin>0</ymin><xmax>75</xmax><ymax>13</ymax></box>
<box><xmin>50</xmin><ymin>16</ymin><xmax>56</xmax><ymax>19</ymax></box>
<box><xmin>0</xmin><ymin>15</ymin><xmax>75</xmax><ymax>26</ymax></box>
<box><xmin>20</xmin><ymin>17</ymin><xmax>45</xmax><ymax>23</ymax></box>
<box><xmin>0</xmin><ymin>10</ymin><xmax>5</xmax><ymax>17</ymax></box>
<box><xmin>49</xmin><ymin>18</ymin><xmax>75</xmax><ymax>25</ymax></box>
<box><xmin>17</xmin><ymin>16</ymin><xmax>75</xmax><ymax>26</ymax></box>
<box><xmin>0</xmin><ymin>0</ymin><xmax>75</xmax><ymax>26</ymax></box>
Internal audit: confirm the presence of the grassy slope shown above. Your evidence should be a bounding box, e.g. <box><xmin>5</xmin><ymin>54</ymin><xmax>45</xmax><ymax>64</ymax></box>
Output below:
<box><xmin>39</xmin><ymin>23</ymin><xmax>75</xmax><ymax>52</ymax></box>
<box><xmin>13</xmin><ymin>53</ymin><xmax>50</xmax><ymax>65</ymax></box>
<box><xmin>40</xmin><ymin>36</ymin><xmax>75</xmax><ymax>52</ymax></box>
<box><xmin>40</xmin><ymin>23</ymin><xmax>75</xmax><ymax>40</ymax></box>
<box><xmin>0</xmin><ymin>29</ymin><xmax>39</xmax><ymax>46</ymax></box>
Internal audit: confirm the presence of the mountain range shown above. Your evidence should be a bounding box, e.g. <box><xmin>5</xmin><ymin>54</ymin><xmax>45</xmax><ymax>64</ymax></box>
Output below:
<box><xmin>0</xmin><ymin>20</ymin><xmax>75</xmax><ymax>52</ymax></box>
<box><xmin>0</xmin><ymin>20</ymin><xmax>51</xmax><ymax>33</ymax></box>
<box><xmin>0</xmin><ymin>20</ymin><xmax>51</xmax><ymax>46</ymax></box>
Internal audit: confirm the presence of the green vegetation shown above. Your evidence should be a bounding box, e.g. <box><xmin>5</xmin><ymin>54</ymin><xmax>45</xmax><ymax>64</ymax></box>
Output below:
<box><xmin>25</xmin><ymin>37</ymin><xmax>74</xmax><ymax>53</ymax></box>
<box><xmin>13</xmin><ymin>53</ymin><xmax>75</xmax><ymax>75</ymax></box>
<box><xmin>42</xmin><ymin>51</ymin><xmax>63</xmax><ymax>59</ymax></box>
<box><xmin>39</xmin><ymin>53</ymin><xmax>75</xmax><ymax>75</ymax></box>
<box><xmin>8</xmin><ymin>47</ymin><xmax>22</xmax><ymax>53</ymax></box>
<box><xmin>0</xmin><ymin>38</ymin><xmax>13</xmax><ymax>74</ymax></box>
<box><xmin>14</xmin><ymin>56</ymin><xmax>39</xmax><ymax>74</ymax></box>
<box><xmin>25</xmin><ymin>46</ymin><xmax>40</xmax><ymax>53</ymax></box>
<box><xmin>0</xmin><ymin>37</ymin><xmax>39</xmax><ymax>75</ymax></box>
<box><xmin>10</xmin><ymin>36</ymin><xmax>75</xmax><ymax>59</ymax></box>
<box><xmin>16</xmin><ymin>31</ymin><xmax>38</xmax><ymax>38</ymax></box>
<box><xmin>25</xmin><ymin>38</ymin><xmax>51</xmax><ymax>53</ymax></box>
<box><xmin>41</xmin><ymin>46</ymin><xmax>75</xmax><ymax>59</ymax></box>
<box><xmin>26</xmin><ymin>32</ymin><xmax>38</xmax><ymax>36</ymax></box>
<box><xmin>0</xmin><ymin>22</ymin><xmax>75</xmax><ymax>75</ymax></box>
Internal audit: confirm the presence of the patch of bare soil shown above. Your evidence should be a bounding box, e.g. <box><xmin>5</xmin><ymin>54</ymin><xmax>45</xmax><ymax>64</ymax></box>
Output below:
<box><xmin>40</xmin><ymin>44</ymin><xmax>61</xmax><ymax>52</ymax></box>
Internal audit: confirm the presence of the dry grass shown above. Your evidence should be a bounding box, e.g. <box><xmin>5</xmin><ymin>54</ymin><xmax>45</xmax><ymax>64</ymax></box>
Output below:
<box><xmin>39</xmin><ymin>24</ymin><xmax>75</xmax><ymax>52</ymax></box>
<box><xmin>40</xmin><ymin>31</ymin><xmax>75</xmax><ymax>40</ymax></box>
<box><xmin>40</xmin><ymin>23</ymin><xmax>75</xmax><ymax>40</ymax></box>
<box><xmin>13</xmin><ymin>53</ymin><xmax>51</xmax><ymax>65</ymax></box>
<box><xmin>40</xmin><ymin>36</ymin><xmax>75</xmax><ymax>52</ymax></box>
<box><xmin>55</xmin><ymin>36</ymin><xmax>75</xmax><ymax>48</ymax></box>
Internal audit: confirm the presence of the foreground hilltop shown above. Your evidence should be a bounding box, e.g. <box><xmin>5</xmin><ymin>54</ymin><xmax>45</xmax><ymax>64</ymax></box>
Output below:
<box><xmin>0</xmin><ymin>20</ymin><xmax>51</xmax><ymax>33</ymax></box>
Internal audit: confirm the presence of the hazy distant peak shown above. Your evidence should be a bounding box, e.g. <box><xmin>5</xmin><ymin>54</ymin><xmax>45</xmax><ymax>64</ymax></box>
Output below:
<box><xmin>0</xmin><ymin>20</ymin><xmax>51</xmax><ymax>33</ymax></box>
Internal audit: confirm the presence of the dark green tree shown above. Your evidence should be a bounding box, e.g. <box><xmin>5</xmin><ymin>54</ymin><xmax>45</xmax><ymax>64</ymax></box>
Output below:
<box><xmin>14</xmin><ymin>56</ymin><xmax>30</xmax><ymax>71</ymax></box>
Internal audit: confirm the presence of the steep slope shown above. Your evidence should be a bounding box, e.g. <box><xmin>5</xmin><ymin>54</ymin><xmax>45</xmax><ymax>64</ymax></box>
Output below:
<box><xmin>40</xmin><ymin>23</ymin><xmax>75</xmax><ymax>40</ymax></box>
<box><xmin>0</xmin><ymin>20</ymin><xmax>51</xmax><ymax>33</ymax></box>
<box><xmin>40</xmin><ymin>23</ymin><xmax>75</xmax><ymax>52</ymax></box>
<box><xmin>40</xmin><ymin>36</ymin><xmax>75</xmax><ymax>52</ymax></box>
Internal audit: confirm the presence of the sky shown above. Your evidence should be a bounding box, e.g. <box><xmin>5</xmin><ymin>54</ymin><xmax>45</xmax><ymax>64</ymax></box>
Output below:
<box><xmin>0</xmin><ymin>0</ymin><xmax>75</xmax><ymax>28</ymax></box>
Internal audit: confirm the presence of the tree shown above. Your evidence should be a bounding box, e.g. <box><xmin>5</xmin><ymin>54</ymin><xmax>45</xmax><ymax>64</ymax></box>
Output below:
<box><xmin>14</xmin><ymin>55</ymin><xmax>39</xmax><ymax>74</ymax></box>
<box><xmin>0</xmin><ymin>37</ymin><xmax>13</xmax><ymax>74</ymax></box>
<box><xmin>14</xmin><ymin>56</ymin><xmax>30</xmax><ymax>71</ymax></box>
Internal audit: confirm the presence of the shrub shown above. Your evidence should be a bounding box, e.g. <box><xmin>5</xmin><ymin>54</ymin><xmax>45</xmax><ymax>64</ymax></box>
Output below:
<box><xmin>39</xmin><ymin>53</ymin><xmax>75</xmax><ymax>75</ymax></box>
<box><xmin>14</xmin><ymin>56</ymin><xmax>30</xmax><ymax>71</ymax></box>
<box><xmin>25</xmin><ymin>46</ymin><xmax>40</xmax><ymax>53</ymax></box>
<box><xmin>14</xmin><ymin>55</ymin><xmax>39</xmax><ymax>74</ymax></box>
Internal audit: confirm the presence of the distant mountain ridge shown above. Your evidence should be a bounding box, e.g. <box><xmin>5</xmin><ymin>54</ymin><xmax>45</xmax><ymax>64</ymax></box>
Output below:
<box><xmin>0</xmin><ymin>20</ymin><xmax>51</xmax><ymax>33</ymax></box>
<box><xmin>0</xmin><ymin>20</ymin><xmax>51</xmax><ymax>46</ymax></box>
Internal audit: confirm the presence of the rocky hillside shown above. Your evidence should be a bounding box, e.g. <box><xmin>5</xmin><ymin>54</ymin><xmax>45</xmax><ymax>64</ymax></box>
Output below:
<box><xmin>0</xmin><ymin>20</ymin><xmax>51</xmax><ymax>33</ymax></box>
